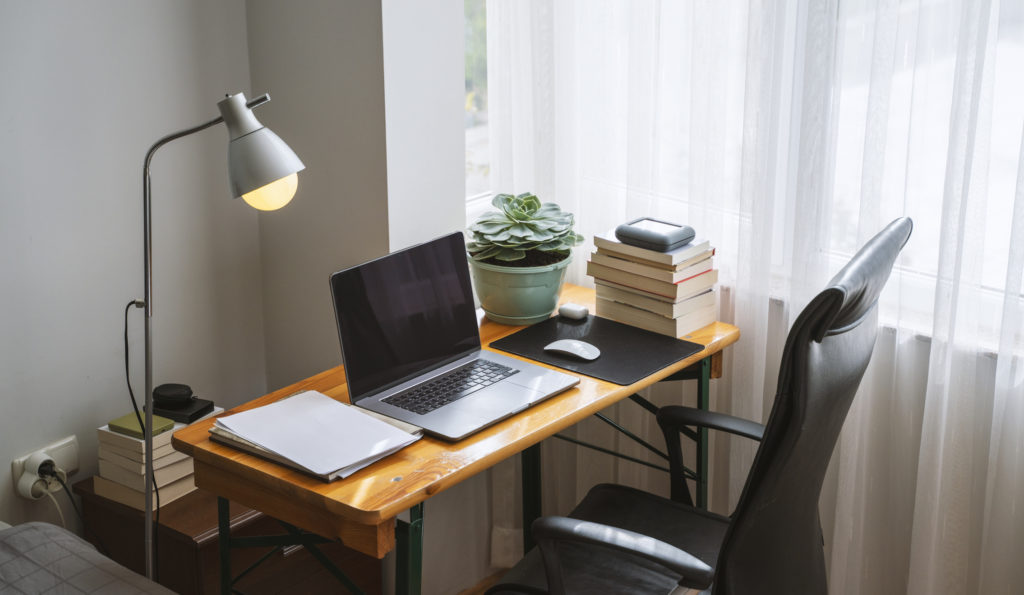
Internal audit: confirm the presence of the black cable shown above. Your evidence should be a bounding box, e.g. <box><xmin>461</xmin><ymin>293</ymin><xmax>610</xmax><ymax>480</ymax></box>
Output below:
<box><xmin>53</xmin><ymin>474</ymin><xmax>116</xmax><ymax>558</ymax></box>
<box><xmin>153</xmin><ymin>482</ymin><xmax>160</xmax><ymax>583</ymax></box>
<box><xmin>53</xmin><ymin>475</ymin><xmax>81</xmax><ymax>521</ymax></box>
<box><xmin>124</xmin><ymin>301</ymin><xmax>145</xmax><ymax>433</ymax></box>
<box><xmin>124</xmin><ymin>299</ymin><xmax>161</xmax><ymax>580</ymax></box>
<box><xmin>32</xmin><ymin>462</ymin><xmax>112</xmax><ymax>558</ymax></box>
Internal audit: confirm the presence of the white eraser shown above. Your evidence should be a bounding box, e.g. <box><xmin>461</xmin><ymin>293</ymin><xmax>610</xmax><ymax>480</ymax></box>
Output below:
<box><xmin>558</xmin><ymin>302</ymin><xmax>589</xmax><ymax>320</ymax></box>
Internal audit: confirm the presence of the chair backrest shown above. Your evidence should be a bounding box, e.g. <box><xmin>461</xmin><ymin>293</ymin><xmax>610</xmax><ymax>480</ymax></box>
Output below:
<box><xmin>714</xmin><ymin>218</ymin><xmax>912</xmax><ymax>595</ymax></box>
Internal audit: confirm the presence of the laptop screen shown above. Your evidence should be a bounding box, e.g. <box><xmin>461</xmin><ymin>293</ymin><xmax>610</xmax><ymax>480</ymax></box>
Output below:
<box><xmin>330</xmin><ymin>232</ymin><xmax>482</xmax><ymax>402</ymax></box>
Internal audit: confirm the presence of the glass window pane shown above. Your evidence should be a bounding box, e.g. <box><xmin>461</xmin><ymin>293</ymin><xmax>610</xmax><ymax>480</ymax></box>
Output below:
<box><xmin>465</xmin><ymin>0</ymin><xmax>489</xmax><ymax>198</ymax></box>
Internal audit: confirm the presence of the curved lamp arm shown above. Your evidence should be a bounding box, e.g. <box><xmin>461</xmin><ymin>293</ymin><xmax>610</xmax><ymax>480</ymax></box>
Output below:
<box><xmin>141</xmin><ymin>93</ymin><xmax>269</xmax><ymax>318</ymax></box>
<box><xmin>136</xmin><ymin>92</ymin><xmax>293</xmax><ymax>579</ymax></box>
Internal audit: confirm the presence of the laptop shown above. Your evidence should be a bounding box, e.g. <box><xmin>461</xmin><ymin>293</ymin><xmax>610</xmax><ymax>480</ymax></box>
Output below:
<box><xmin>329</xmin><ymin>232</ymin><xmax>580</xmax><ymax>441</ymax></box>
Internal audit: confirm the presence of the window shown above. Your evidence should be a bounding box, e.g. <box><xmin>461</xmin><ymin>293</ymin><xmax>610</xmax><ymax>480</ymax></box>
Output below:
<box><xmin>465</xmin><ymin>0</ymin><xmax>490</xmax><ymax>209</ymax></box>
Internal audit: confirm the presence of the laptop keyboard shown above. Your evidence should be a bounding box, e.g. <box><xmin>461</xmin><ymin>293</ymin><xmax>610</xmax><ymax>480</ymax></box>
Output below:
<box><xmin>383</xmin><ymin>360</ymin><xmax>519</xmax><ymax>415</ymax></box>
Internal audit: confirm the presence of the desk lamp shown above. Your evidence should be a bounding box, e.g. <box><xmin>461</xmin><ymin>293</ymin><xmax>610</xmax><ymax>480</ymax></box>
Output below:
<box><xmin>138</xmin><ymin>92</ymin><xmax>303</xmax><ymax>578</ymax></box>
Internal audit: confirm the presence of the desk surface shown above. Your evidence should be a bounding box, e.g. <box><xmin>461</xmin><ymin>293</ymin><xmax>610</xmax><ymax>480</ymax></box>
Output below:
<box><xmin>172</xmin><ymin>284</ymin><xmax>739</xmax><ymax>558</ymax></box>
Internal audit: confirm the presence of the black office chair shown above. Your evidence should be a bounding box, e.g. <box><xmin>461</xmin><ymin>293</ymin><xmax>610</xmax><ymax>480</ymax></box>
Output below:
<box><xmin>487</xmin><ymin>218</ymin><xmax>913</xmax><ymax>595</ymax></box>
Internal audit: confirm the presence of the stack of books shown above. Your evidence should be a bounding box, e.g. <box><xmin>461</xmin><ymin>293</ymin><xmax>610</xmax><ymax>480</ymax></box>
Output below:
<box><xmin>94</xmin><ymin>409</ymin><xmax>220</xmax><ymax>510</ymax></box>
<box><xmin>587</xmin><ymin>231</ymin><xmax>718</xmax><ymax>337</ymax></box>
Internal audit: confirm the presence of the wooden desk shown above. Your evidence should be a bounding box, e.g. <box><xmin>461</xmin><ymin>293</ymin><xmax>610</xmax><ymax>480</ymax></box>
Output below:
<box><xmin>173</xmin><ymin>284</ymin><xmax>739</xmax><ymax>594</ymax></box>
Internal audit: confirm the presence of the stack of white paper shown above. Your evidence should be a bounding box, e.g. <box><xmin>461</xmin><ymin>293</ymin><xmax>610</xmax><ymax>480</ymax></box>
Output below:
<box><xmin>211</xmin><ymin>391</ymin><xmax>420</xmax><ymax>481</ymax></box>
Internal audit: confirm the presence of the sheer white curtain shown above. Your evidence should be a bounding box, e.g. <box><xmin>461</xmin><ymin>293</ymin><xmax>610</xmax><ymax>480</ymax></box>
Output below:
<box><xmin>483</xmin><ymin>0</ymin><xmax>1024</xmax><ymax>591</ymax></box>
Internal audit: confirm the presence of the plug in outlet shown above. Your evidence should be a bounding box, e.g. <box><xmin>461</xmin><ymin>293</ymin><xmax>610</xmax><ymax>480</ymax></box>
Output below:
<box><xmin>11</xmin><ymin>436</ymin><xmax>79</xmax><ymax>500</ymax></box>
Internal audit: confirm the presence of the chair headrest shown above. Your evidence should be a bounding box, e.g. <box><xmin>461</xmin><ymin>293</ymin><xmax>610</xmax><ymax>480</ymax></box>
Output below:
<box><xmin>812</xmin><ymin>217</ymin><xmax>913</xmax><ymax>342</ymax></box>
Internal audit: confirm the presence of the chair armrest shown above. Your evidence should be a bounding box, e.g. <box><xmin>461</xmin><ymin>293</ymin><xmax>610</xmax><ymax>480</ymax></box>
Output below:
<box><xmin>532</xmin><ymin>516</ymin><xmax>714</xmax><ymax>594</ymax></box>
<box><xmin>657</xmin><ymin>406</ymin><xmax>765</xmax><ymax>504</ymax></box>
<box><xmin>656</xmin><ymin>406</ymin><xmax>765</xmax><ymax>442</ymax></box>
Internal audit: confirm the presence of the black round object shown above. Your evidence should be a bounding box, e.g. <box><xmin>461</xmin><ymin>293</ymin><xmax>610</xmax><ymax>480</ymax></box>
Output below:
<box><xmin>153</xmin><ymin>383</ymin><xmax>194</xmax><ymax>409</ymax></box>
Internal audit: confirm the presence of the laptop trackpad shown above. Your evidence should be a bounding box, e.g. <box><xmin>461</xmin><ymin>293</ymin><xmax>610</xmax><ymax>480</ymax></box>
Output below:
<box><xmin>506</xmin><ymin>367</ymin><xmax>578</xmax><ymax>400</ymax></box>
<box><xmin>421</xmin><ymin>385</ymin><xmax>536</xmax><ymax>437</ymax></box>
<box><xmin>465</xmin><ymin>384</ymin><xmax>537</xmax><ymax>415</ymax></box>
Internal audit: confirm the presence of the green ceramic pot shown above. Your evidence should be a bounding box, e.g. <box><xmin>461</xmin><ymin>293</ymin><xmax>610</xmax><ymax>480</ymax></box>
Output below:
<box><xmin>468</xmin><ymin>255</ymin><xmax>572</xmax><ymax>325</ymax></box>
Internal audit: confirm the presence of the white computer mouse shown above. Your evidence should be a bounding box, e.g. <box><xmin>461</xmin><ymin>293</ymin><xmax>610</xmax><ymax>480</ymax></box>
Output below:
<box><xmin>543</xmin><ymin>339</ymin><xmax>601</xmax><ymax>361</ymax></box>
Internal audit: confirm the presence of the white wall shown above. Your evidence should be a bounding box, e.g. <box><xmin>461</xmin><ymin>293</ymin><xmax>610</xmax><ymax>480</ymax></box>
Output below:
<box><xmin>0</xmin><ymin>0</ymin><xmax>266</xmax><ymax>525</ymax></box>
<box><xmin>383</xmin><ymin>0</ymin><xmax>466</xmax><ymax>251</ymax></box>
<box><xmin>248</xmin><ymin>1</ymin><xmax>493</xmax><ymax>591</ymax></box>
<box><xmin>380</xmin><ymin>3</ymin><xmax>495</xmax><ymax>594</ymax></box>
<box><xmin>2</xmin><ymin>1</ymin><xmax>492</xmax><ymax>591</ymax></box>
<box><xmin>246</xmin><ymin>0</ymin><xmax>391</xmax><ymax>390</ymax></box>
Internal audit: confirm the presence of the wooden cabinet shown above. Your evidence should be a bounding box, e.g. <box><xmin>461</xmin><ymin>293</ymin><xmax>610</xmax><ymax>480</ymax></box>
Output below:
<box><xmin>73</xmin><ymin>477</ymin><xmax>382</xmax><ymax>594</ymax></box>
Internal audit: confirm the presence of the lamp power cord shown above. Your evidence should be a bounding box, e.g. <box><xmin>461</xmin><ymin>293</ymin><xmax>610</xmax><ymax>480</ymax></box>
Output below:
<box><xmin>36</xmin><ymin>461</ymin><xmax>111</xmax><ymax>557</ymax></box>
<box><xmin>43</xmin><ymin>490</ymin><xmax>65</xmax><ymax>528</ymax></box>
<box><xmin>124</xmin><ymin>299</ymin><xmax>161</xmax><ymax>579</ymax></box>
<box><xmin>36</xmin><ymin>460</ymin><xmax>66</xmax><ymax>527</ymax></box>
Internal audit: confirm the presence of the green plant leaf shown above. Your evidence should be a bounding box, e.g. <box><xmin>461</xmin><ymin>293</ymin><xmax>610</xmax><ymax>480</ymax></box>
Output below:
<box><xmin>469</xmin><ymin>192</ymin><xmax>582</xmax><ymax>260</ymax></box>
<box><xmin>505</xmin><ymin>222</ymin><xmax>535</xmax><ymax>237</ymax></box>
<box><xmin>471</xmin><ymin>221</ymin><xmax>510</xmax><ymax>233</ymax></box>
<box><xmin>494</xmin><ymin>247</ymin><xmax>526</xmax><ymax>261</ymax></box>
<box><xmin>469</xmin><ymin>245</ymin><xmax>502</xmax><ymax>260</ymax></box>
<box><xmin>491</xmin><ymin>194</ymin><xmax>514</xmax><ymax>210</ymax></box>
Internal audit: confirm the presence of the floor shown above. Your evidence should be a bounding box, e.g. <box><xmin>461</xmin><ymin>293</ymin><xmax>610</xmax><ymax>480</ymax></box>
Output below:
<box><xmin>458</xmin><ymin>570</ymin><xmax>506</xmax><ymax>595</ymax></box>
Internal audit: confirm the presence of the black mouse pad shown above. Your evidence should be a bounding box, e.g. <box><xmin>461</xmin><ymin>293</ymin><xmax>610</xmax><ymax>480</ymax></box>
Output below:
<box><xmin>489</xmin><ymin>316</ymin><xmax>704</xmax><ymax>385</ymax></box>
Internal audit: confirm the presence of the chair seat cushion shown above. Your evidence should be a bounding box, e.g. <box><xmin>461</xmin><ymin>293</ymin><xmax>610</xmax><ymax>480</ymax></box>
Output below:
<box><xmin>495</xmin><ymin>484</ymin><xmax>728</xmax><ymax>594</ymax></box>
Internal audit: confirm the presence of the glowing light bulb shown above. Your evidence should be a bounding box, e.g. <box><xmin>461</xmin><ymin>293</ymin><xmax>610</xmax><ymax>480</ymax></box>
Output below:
<box><xmin>241</xmin><ymin>173</ymin><xmax>298</xmax><ymax>211</ymax></box>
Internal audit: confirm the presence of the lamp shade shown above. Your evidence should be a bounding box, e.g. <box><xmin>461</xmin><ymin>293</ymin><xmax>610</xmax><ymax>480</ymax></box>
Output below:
<box><xmin>217</xmin><ymin>93</ymin><xmax>305</xmax><ymax>210</ymax></box>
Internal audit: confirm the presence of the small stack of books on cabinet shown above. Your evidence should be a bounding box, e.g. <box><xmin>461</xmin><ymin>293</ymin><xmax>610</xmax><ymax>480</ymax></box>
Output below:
<box><xmin>93</xmin><ymin>408</ymin><xmax>221</xmax><ymax>510</ymax></box>
<box><xmin>587</xmin><ymin>231</ymin><xmax>718</xmax><ymax>337</ymax></box>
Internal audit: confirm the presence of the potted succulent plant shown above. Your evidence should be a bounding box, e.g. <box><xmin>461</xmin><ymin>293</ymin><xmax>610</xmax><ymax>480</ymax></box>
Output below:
<box><xmin>467</xmin><ymin>192</ymin><xmax>584</xmax><ymax>324</ymax></box>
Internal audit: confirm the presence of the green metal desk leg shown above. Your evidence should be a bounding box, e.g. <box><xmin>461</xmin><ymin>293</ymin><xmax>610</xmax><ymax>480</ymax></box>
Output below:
<box><xmin>396</xmin><ymin>503</ymin><xmax>424</xmax><ymax>595</ymax></box>
<box><xmin>218</xmin><ymin>497</ymin><xmax>231</xmax><ymax>595</ymax></box>
<box><xmin>522</xmin><ymin>443</ymin><xmax>542</xmax><ymax>553</ymax></box>
<box><xmin>696</xmin><ymin>357</ymin><xmax>711</xmax><ymax>509</ymax></box>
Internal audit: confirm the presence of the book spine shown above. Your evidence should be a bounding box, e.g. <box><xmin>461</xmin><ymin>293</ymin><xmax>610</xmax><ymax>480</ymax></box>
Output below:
<box><xmin>594</xmin><ymin>280</ymin><xmax>676</xmax><ymax>304</ymax></box>
<box><xmin>593</xmin><ymin>236</ymin><xmax>674</xmax><ymax>265</ymax></box>
<box><xmin>98</xmin><ymin>448</ymin><xmax>189</xmax><ymax>474</ymax></box>
<box><xmin>595</xmin><ymin>301</ymin><xmax>717</xmax><ymax>338</ymax></box>
<box><xmin>595</xmin><ymin>246</ymin><xmax>716</xmax><ymax>270</ymax></box>
<box><xmin>597</xmin><ymin>286</ymin><xmax>716</xmax><ymax>318</ymax></box>
<box><xmin>97</xmin><ymin>425</ymin><xmax>175</xmax><ymax>453</ymax></box>
<box><xmin>586</xmin><ymin>261</ymin><xmax>675</xmax><ymax>296</ymax></box>
<box><xmin>674</xmin><ymin>307</ymin><xmax>717</xmax><ymax>337</ymax></box>
<box><xmin>98</xmin><ymin>457</ymin><xmax>194</xmax><ymax>491</ymax></box>
<box><xmin>593</xmin><ymin>236</ymin><xmax>711</xmax><ymax>266</ymax></box>
<box><xmin>595</xmin><ymin>308</ymin><xmax>677</xmax><ymax>337</ymax></box>
<box><xmin>92</xmin><ymin>475</ymin><xmax>196</xmax><ymax>511</ymax></box>
<box><xmin>590</xmin><ymin>252</ymin><xmax>713</xmax><ymax>283</ymax></box>
<box><xmin>594</xmin><ymin>270</ymin><xmax>719</xmax><ymax>303</ymax></box>
<box><xmin>588</xmin><ymin>262</ymin><xmax>716</xmax><ymax>299</ymax></box>
<box><xmin>596</xmin><ymin>285</ymin><xmax>673</xmax><ymax>315</ymax></box>
<box><xmin>98</xmin><ymin>443</ymin><xmax>178</xmax><ymax>464</ymax></box>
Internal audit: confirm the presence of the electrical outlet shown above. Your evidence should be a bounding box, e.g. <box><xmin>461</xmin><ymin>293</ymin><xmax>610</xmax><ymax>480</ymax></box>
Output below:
<box><xmin>11</xmin><ymin>435</ymin><xmax>79</xmax><ymax>494</ymax></box>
